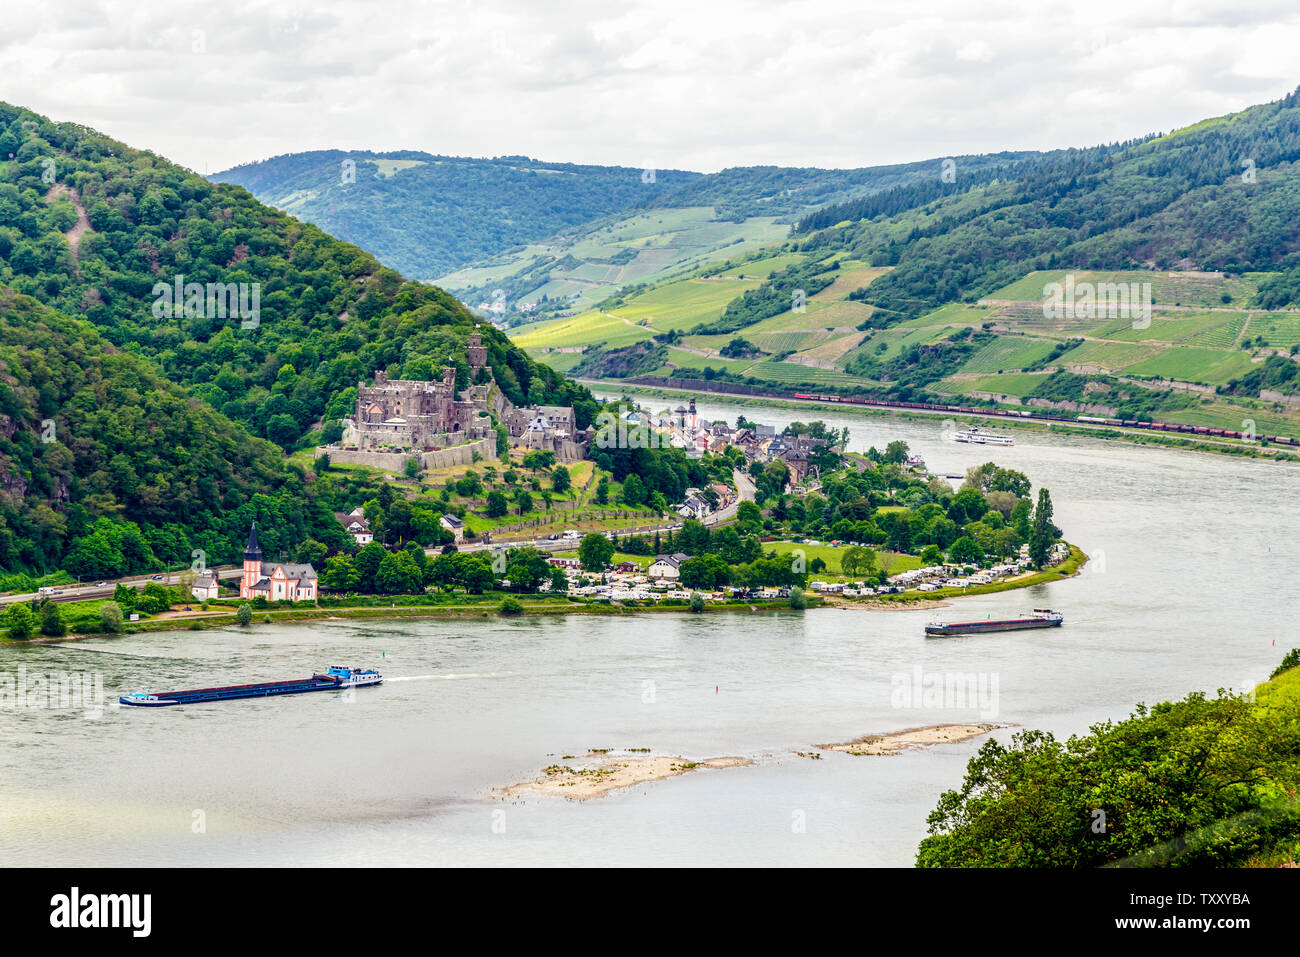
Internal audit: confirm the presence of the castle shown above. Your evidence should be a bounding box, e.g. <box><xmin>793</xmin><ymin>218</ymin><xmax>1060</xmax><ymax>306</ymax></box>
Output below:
<box><xmin>353</xmin><ymin>331</ymin><xmax>494</xmax><ymax>450</ymax></box>
<box><xmin>339</xmin><ymin>328</ymin><xmax>585</xmax><ymax>461</ymax></box>
<box><xmin>239</xmin><ymin>523</ymin><xmax>318</xmax><ymax>602</ymax></box>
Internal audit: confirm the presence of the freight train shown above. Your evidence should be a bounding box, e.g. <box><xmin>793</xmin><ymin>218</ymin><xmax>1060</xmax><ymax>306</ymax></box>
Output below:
<box><xmin>788</xmin><ymin>394</ymin><xmax>1300</xmax><ymax>446</ymax></box>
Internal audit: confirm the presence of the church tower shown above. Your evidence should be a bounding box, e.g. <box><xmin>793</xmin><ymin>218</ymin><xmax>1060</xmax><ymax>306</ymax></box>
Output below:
<box><xmin>241</xmin><ymin>523</ymin><xmax>263</xmax><ymax>599</ymax></box>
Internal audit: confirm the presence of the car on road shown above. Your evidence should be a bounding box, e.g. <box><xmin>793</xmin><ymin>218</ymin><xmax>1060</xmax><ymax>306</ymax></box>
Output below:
<box><xmin>95</xmin><ymin>581</ymin><xmax>107</xmax><ymax>587</ymax></box>
<box><xmin>151</xmin><ymin>575</ymin><xmax>163</xmax><ymax>581</ymax></box>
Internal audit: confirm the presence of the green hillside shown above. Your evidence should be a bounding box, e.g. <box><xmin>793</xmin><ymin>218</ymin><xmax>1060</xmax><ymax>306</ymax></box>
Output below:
<box><xmin>0</xmin><ymin>102</ymin><xmax>593</xmax><ymax>457</ymax></box>
<box><xmin>0</xmin><ymin>103</ymin><xmax>603</xmax><ymax>577</ymax></box>
<box><xmin>508</xmin><ymin>88</ymin><xmax>1300</xmax><ymax>438</ymax></box>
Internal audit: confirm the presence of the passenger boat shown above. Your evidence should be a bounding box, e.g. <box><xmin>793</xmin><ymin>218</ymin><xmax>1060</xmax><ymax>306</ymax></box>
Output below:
<box><xmin>119</xmin><ymin>666</ymin><xmax>382</xmax><ymax>707</ymax></box>
<box><xmin>925</xmin><ymin>609</ymin><xmax>1063</xmax><ymax>637</ymax></box>
<box><xmin>953</xmin><ymin>426</ymin><xmax>1014</xmax><ymax>446</ymax></box>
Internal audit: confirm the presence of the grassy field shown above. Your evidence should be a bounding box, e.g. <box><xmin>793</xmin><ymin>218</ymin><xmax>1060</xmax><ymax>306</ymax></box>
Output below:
<box><xmin>609</xmin><ymin>277</ymin><xmax>763</xmax><ymax>332</ymax></box>
<box><xmin>763</xmin><ymin>540</ymin><xmax>923</xmax><ymax>578</ymax></box>
<box><xmin>512</xmin><ymin>310</ymin><xmax>654</xmax><ymax>349</ymax></box>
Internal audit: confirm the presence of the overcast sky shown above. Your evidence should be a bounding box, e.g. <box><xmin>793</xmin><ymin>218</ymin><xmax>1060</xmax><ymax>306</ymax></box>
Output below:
<box><xmin>6</xmin><ymin>0</ymin><xmax>1299</xmax><ymax>174</ymax></box>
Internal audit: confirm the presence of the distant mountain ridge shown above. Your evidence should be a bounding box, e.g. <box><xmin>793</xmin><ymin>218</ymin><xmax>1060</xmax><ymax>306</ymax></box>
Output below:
<box><xmin>212</xmin><ymin>150</ymin><xmax>702</xmax><ymax>279</ymax></box>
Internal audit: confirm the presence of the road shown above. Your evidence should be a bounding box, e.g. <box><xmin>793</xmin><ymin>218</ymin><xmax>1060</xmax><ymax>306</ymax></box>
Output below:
<box><xmin>0</xmin><ymin>567</ymin><xmax>244</xmax><ymax>607</ymax></box>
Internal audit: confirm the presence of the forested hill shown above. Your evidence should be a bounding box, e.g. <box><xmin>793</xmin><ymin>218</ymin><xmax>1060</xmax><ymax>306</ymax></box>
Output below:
<box><xmin>0</xmin><ymin>287</ymin><xmax>296</xmax><ymax>576</ymax></box>
<box><xmin>0</xmin><ymin>102</ymin><xmax>594</xmax><ymax>448</ymax></box>
<box><xmin>0</xmin><ymin>102</ymin><xmax>600</xmax><ymax>576</ymax></box>
<box><xmin>213</xmin><ymin>150</ymin><xmax>702</xmax><ymax>279</ymax></box>
<box><xmin>646</xmin><ymin>152</ymin><xmax>1035</xmax><ymax>222</ymax></box>
<box><xmin>791</xmin><ymin>86</ymin><xmax>1300</xmax><ymax>321</ymax></box>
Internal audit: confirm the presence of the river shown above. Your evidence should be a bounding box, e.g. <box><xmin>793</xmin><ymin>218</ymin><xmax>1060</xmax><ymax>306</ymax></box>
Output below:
<box><xmin>2</xmin><ymin>396</ymin><xmax>1295</xmax><ymax>866</ymax></box>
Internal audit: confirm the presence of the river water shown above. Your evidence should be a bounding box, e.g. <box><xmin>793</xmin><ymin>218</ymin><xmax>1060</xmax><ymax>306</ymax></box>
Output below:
<box><xmin>2</xmin><ymin>397</ymin><xmax>1295</xmax><ymax>866</ymax></box>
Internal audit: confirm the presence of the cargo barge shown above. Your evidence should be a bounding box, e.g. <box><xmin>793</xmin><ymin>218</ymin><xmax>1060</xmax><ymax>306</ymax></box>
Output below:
<box><xmin>925</xmin><ymin>609</ymin><xmax>1063</xmax><ymax>637</ymax></box>
<box><xmin>119</xmin><ymin>665</ymin><xmax>382</xmax><ymax>707</ymax></box>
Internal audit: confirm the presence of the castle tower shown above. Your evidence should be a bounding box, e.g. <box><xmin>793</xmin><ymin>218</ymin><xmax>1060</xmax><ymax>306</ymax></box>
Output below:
<box><xmin>467</xmin><ymin>328</ymin><xmax>487</xmax><ymax>372</ymax></box>
<box><xmin>689</xmin><ymin>397</ymin><xmax>697</xmax><ymax>431</ymax></box>
<box><xmin>241</xmin><ymin>523</ymin><xmax>263</xmax><ymax>599</ymax></box>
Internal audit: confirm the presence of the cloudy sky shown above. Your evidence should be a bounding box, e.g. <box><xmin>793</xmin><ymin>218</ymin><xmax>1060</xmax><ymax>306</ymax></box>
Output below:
<box><xmin>5</xmin><ymin>0</ymin><xmax>1299</xmax><ymax>174</ymax></box>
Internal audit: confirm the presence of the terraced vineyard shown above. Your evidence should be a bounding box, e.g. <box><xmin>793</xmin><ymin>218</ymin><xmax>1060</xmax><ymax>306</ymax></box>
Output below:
<box><xmin>513</xmin><ymin>247</ymin><xmax>1300</xmax><ymax>438</ymax></box>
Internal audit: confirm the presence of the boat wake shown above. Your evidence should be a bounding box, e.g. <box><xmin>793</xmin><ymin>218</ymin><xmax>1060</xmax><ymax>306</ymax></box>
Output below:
<box><xmin>384</xmin><ymin>673</ymin><xmax>508</xmax><ymax>682</ymax></box>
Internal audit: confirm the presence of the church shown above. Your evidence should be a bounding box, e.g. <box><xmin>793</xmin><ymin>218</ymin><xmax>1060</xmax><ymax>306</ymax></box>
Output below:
<box><xmin>239</xmin><ymin>523</ymin><xmax>318</xmax><ymax>602</ymax></box>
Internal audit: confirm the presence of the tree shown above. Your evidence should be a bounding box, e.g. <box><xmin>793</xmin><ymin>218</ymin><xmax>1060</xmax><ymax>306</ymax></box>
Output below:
<box><xmin>4</xmin><ymin>604</ymin><xmax>34</xmax><ymax>640</ymax></box>
<box><xmin>295</xmin><ymin>538</ymin><xmax>328</xmax><ymax>566</ymax></box>
<box><xmin>404</xmin><ymin>456</ymin><xmax>421</xmax><ymax>479</ymax></box>
<box><xmin>688</xmin><ymin>592</ymin><xmax>706</xmax><ymax>613</ymax></box>
<box><xmin>578</xmin><ymin>533</ymin><xmax>614</xmax><ymax>571</ymax></box>
<box><xmin>948</xmin><ymin>536</ymin><xmax>985</xmax><ymax>565</ymax></box>
<box><xmin>679</xmin><ymin>554</ymin><xmax>730</xmax><ymax>590</ymax></box>
<box><xmin>620</xmin><ymin>472</ymin><xmax>646</xmax><ymax>506</ymax></box>
<box><xmin>736</xmin><ymin>500</ymin><xmax>762</xmax><ymax>530</ymax></box>
<box><xmin>322</xmin><ymin>555</ymin><xmax>360</xmax><ymax>591</ymax></box>
<box><xmin>551</xmin><ymin>465</ymin><xmax>570</xmax><ymax>493</ymax></box>
<box><xmin>236</xmin><ymin>602</ymin><xmax>253</xmax><ymax>626</ymax></box>
<box><xmin>594</xmin><ymin>475</ymin><xmax>610</xmax><ymax>505</ymax></box>
<box><xmin>112</xmin><ymin>582</ymin><xmax>137</xmax><ymax>612</ymax></box>
<box><xmin>354</xmin><ymin>542</ymin><xmax>388</xmax><ymax>592</ymax></box>
<box><xmin>840</xmin><ymin>545</ymin><xmax>876</xmax><ymax>578</ymax></box>
<box><xmin>376</xmin><ymin>551</ymin><xmax>423</xmax><ymax>594</ymax></box>
<box><xmin>789</xmin><ymin>586</ymin><xmax>806</xmax><ymax>610</ymax></box>
<box><xmin>99</xmin><ymin>602</ymin><xmax>124</xmax><ymax>634</ymax></box>
<box><xmin>883</xmin><ymin>440</ymin><xmax>909</xmax><ymax>464</ymax></box>
<box><xmin>916</xmin><ymin>689</ymin><xmax>1295</xmax><ymax>868</ymax></box>
<box><xmin>486</xmin><ymin>490</ymin><xmax>509</xmax><ymax>518</ymax></box>
<box><xmin>500</xmin><ymin>596</ymin><xmax>524</xmax><ymax>615</ymax></box>
<box><xmin>548</xmin><ymin>567</ymin><xmax>569</xmax><ymax>594</ymax></box>
<box><xmin>1028</xmin><ymin>488</ymin><xmax>1057</xmax><ymax>569</ymax></box>
<box><xmin>515</xmin><ymin>490</ymin><xmax>534</xmax><ymax>515</ymax></box>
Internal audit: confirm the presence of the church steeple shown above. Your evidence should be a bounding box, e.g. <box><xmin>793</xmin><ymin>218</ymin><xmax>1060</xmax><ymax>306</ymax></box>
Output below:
<box><xmin>244</xmin><ymin>522</ymin><xmax>262</xmax><ymax>561</ymax></box>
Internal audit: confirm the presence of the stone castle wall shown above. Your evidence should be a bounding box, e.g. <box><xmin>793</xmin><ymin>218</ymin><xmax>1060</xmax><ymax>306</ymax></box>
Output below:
<box><xmin>316</xmin><ymin>436</ymin><xmax>498</xmax><ymax>472</ymax></box>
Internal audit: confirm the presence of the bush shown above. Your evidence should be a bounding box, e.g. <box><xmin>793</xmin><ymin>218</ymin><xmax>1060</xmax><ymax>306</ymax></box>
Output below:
<box><xmin>40</xmin><ymin>602</ymin><xmax>66</xmax><ymax>637</ymax></box>
<box><xmin>99</xmin><ymin>602</ymin><xmax>124</xmax><ymax>634</ymax></box>
<box><xmin>1272</xmin><ymin>648</ymin><xmax>1300</xmax><ymax>679</ymax></box>
<box><xmin>4</xmin><ymin>604</ymin><xmax>35</xmax><ymax>640</ymax></box>
<box><xmin>236</xmin><ymin>603</ymin><xmax>253</xmax><ymax>626</ymax></box>
<box><xmin>789</xmin><ymin>586</ymin><xmax>806</xmax><ymax>610</ymax></box>
<box><xmin>689</xmin><ymin>592</ymin><xmax>706</xmax><ymax>613</ymax></box>
<box><xmin>500</xmin><ymin>596</ymin><xmax>524</xmax><ymax>616</ymax></box>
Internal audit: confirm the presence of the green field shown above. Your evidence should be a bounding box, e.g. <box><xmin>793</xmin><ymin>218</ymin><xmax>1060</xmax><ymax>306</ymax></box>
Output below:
<box><xmin>959</xmin><ymin>336</ymin><xmax>1057</xmax><ymax>374</ymax></box>
<box><xmin>932</xmin><ymin>372</ymin><xmax>1051</xmax><ymax>397</ymax></box>
<box><xmin>609</xmin><ymin>277</ymin><xmax>763</xmax><ymax>332</ymax></box>
<box><xmin>512</xmin><ymin>310</ymin><xmax>653</xmax><ymax>349</ymax></box>
<box><xmin>763</xmin><ymin>541</ymin><xmax>923</xmax><ymax>578</ymax></box>
<box><xmin>1121</xmin><ymin>347</ymin><xmax>1258</xmax><ymax>384</ymax></box>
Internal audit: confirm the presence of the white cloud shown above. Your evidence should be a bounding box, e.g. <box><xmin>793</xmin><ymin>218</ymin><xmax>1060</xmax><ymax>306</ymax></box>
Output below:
<box><xmin>2</xmin><ymin>0</ymin><xmax>1298</xmax><ymax>173</ymax></box>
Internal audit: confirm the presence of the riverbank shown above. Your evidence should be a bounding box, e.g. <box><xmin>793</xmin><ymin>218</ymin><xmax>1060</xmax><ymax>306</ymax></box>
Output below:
<box><xmin>584</xmin><ymin>379</ymin><xmax>1300</xmax><ymax>462</ymax></box>
<box><xmin>4</xmin><ymin>545</ymin><xmax>1086</xmax><ymax>645</ymax></box>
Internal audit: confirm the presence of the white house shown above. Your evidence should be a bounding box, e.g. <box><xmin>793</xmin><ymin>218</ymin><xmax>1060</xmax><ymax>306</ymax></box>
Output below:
<box><xmin>648</xmin><ymin>552</ymin><xmax>691</xmax><ymax>580</ymax></box>
<box><xmin>191</xmin><ymin>570</ymin><xmax>219</xmax><ymax>601</ymax></box>
<box><xmin>334</xmin><ymin>507</ymin><xmax>373</xmax><ymax>545</ymax></box>
<box><xmin>440</xmin><ymin>513</ymin><xmax>465</xmax><ymax>543</ymax></box>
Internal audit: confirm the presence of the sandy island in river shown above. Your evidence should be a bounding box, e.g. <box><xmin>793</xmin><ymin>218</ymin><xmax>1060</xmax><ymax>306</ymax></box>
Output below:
<box><xmin>501</xmin><ymin>752</ymin><xmax>752</xmax><ymax>801</ymax></box>
<box><xmin>820</xmin><ymin>723</ymin><xmax>1005</xmax><ymax>755</ymax></box>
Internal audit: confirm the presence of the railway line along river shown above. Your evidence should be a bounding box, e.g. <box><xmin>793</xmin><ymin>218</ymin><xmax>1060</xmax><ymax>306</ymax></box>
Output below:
<box><xmin>2</xmin><ymin>399</ymin><xmax>1295</xmax><ymax>866</ymax></box>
